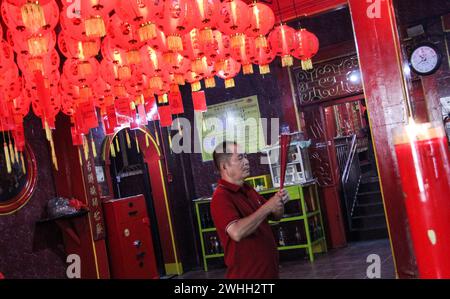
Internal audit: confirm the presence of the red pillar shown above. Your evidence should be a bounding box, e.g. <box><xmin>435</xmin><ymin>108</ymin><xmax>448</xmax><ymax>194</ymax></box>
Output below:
<box><xmin>348</xmin><ymin>0</ymin><xmax>418</xmax><ymax>278</ymax></box>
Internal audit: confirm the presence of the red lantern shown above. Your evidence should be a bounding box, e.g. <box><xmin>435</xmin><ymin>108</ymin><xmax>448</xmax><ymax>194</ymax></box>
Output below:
<box><xmin>2</xmin><ymin>0</ymin><xmax>58</xmax><ymax>34</ymax></box>
<box><xmin>146</xmin><ymin>27</ymin><xmax>168</xmax><ymax>52</ymax></box>
<box><xmin>203</xmin><ymin>60</ymin><xmax>217</xmax><ymax>88</ymax></box>
<box><xmin>182</xmin><ymin>28</ymin><xmax>205</xmax><ymax>60</ymax></box>
<box><xmin>184</xmin><ymin>70</ymin><xmax>203</xmax><ymax>92</ymax></box>
<box><xmin>156</xmin><ymin>0</ymin><xmax>195</xmax><ymax>51</ymax></box>
<box><xmin>65</xmin><ymin>0</ymin><xmax>116</xmax><ymax>38</ymax></box>
<box><xmin>115</xmin><ymin>0</ymin><xmax>163</xmax><ymax>42</ymax></box>
<box><xmin>215</xmin><ymin>57</ymin><xmax>241</xmax><ymax>88</ymax></box>
<box><xmin>246</xmin><ymin>2</ymin><xmax>274</xmax><ymax>49</ymax></box>
<box><xmin>108</xmin><ymin>15</ymin><xmax>145</xmax><ymax>53</ymax></box>
<box><xmin>231</xmin><ymin>35</ymin><xmax>255</xmax><ymax>75</ymax></box>
<box><xmin>293</xmin><ymin>29</ymin><xmax>319</xmax><ymax>70</ymax></box>
<box><xmin>58</xmin><ymin>31</ymin><xmax>100</xmax><ymax>59</ymax></box>
<box><xmin>192</xmin><ymin>0</ymin><xmax>220</xmax><ymax>44</ymax></box>
<box><xmin>202</xmin><ymin>30</ymin><xmax>231</xmax><ymax>62</ymax></box>
<box><xmin>101</xmin><ymin>36</ymin><xmax>128</xmax><ymax>64</ymax></box>
<box><xmin>268</xmin><ymin>24</ymin><xmax>296</xmax><ymax>67</ymax></box>
<box><xmin>250</xmin><ymin>45</ymin><xmax>276</xmax><ymax>74</ymax></box>
<box><xmin>0</xmin><ymin>40</ymin><xmax>15</xmax><ymax>70</ymax></box>
<box><xmin>7</xmin><ymin>29</ymin><xmax>56</xmax><ymax>56</ymax></box>
<box><xmin>139</xmin><ymin>45</ymin><xmax>164</xmax><ymax>76</ymax></box>
<box><xmin>17</xmin><ymin>48</ymin><xmax>59</xmax><ymax>78</ymax></box>
<box><xmin>217</xmin><ymin>0</ymin><xmax>250</xmax><ymax>50</ymax></box>
<box><xmin>63</xmin><ymin>57</ymin><xmax>99</xmax><ymax>85</ymax></box>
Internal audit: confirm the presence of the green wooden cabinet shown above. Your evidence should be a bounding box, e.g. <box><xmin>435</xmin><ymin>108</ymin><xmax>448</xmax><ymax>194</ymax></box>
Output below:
<box><xmin>194</xmin><ymin>181</ymin><xmax>327</xmax><ymax>271</ymax></box>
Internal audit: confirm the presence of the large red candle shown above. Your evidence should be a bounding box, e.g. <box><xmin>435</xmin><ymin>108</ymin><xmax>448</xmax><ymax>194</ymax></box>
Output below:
<box><xmin>394</xmin><ymin>122</ymin><xmax>450</xmax><ymax>278</ymax></box>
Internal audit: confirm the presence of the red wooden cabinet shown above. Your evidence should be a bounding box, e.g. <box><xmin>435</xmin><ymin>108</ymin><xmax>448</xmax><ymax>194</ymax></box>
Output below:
<box><xmin>103</xmin><ymin>195</ymin><xmax>159</xmax><ymax>279</ymax></box>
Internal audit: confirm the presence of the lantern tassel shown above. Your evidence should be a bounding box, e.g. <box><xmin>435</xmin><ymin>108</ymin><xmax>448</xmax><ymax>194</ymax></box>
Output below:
<box><xmin>78</xmin><ymin>148</ymin><xmax>83</xmax><ymax>166</ymax></box>
<box><xmin>44</xmin><ymin>121</ymin><xmax>51</xmax><ymax>142</ymax></box>
<box><xmin>301</xmin><ymin>59</ymin><xmax>313</xmax><ymax>70</ymax></box>
<box><xmin>83</xmin><ymin>136</ymin><xmax>89</xmax><ymax>161</ymax></box>
<box><xmin>125</xmin><ymin>130</ymin><xmax>131</xmax><ymax>149</ymax></box>
<box><xmin>21</xmin><ymin>2</ymin><xmax>46</xmax><ymax>32</ymax></box>
<box><xmin>167</xmin><ymin>35</ymin><xmax>183</xmax><ymax>51</ymax></box>
<box><xmin>50</xmin><ymin>139</ymin><xmax>58</xmax><ymax>171</ymax></box>
<box><xmin>135</xmin><ymin>134</ymin><xmax>140</xmax><ymax>154</ymax></box>
<box><xmin>115</xmin><ymin>137</ymin><xmax>120</xmax><ymax>153</ymax></box>
<box><xmin>281</xmin><ymin>55</ymin><xmax>294</xmax><ymax>67</ymax></box>
<box><xmin>138</xmin><ymin>22</ymin><xmax>157</xmax><ymax>42</ymax></box>
<box><xmin>4</xmin><ymin>143</ymin><xmax>12</xmax><ymax>174</ymax></box>
<box><xmin>204</xmin><ymin>77</ymin><xmax>216</xmax><ymax>88</ymax></box>
<box><xmin>154</xmin><ymin>122</ymin><xmax>160</xmax><ymax>146</ymax></box>
<box><xmin>28</xmin><ymin>35</ymin><xmax>48</xmax><ymax>56</ymax></box>
<box><xmin>243</xmin><ymin>64</ymin><xmax>254</xmax><ymax>75</ymax></box>
<box><xmin>199</xmin><ymin>28</ymin><xmax>214</xmax><ymax>44</ymax></box>
<box><xmin>191</xmin><ymin>81</ymin><xmax>201</xmax><ymax>92</ymax></box>
<box><xmin>21</xmin><ymin>152</ymin><xmax>26</xmax><ymax>174</ymax></box>
<box><xmin>85</xmin><ymin>16</ymin><xmax>106</xmax><ymax>37</ymax></box>
<box><xmin>91</xmin><ymin>138</ymin><xmax>97</xmax><ymax>158</ymax></box>
<box><xmin>224</xmin><ymin>78</ymin><xmax>235</xmax><ymax>89</ymax></box>
<box><xmin>14</xmin><ymin>145</ymin><xmax>19</xmax><ymax>165</ymax></box>
<box><xmin>145</xmin><ymin>133</ymin><xmax>150</xmax><ymax>148</ymax></box>
<box><xmin>259</xmin><ymin>64</ymin><xmax>270</xmax><ymax>74</ymax></box>
<box><xmin>9</xmin><ymin>141</ymin><xmax>15</xmax><ymax>164</ymax></box>
<box><xmin>110</xmin><ymin>142</ymin><xmax>116</xmax><ymax>158</ymax></box>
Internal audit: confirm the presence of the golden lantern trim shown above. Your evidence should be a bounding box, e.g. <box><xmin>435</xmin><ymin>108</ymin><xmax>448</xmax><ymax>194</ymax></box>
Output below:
<box><xmin>138</xmin><ymin>22</ymin><xmax>157</xmax><ymax>42</ymax></box>
<box><xmin>9</xmin><ymin>141</ymin><xmax>15</xmax><ymax>164</ymax></box>
<box><xmin>204</xmin><ymin>77</ymin><xmax>216</xmax><ymax>88</ymax></box>
<box><xmin>243</xmin><ymin>64</ymin><xmax>254</xmax><ymax>75</ymax></box>
<box><xmin>199</xmin><ymin>27</ymin><xmax>214</xmax><ymax>44</ymax></box>
<box><xmin>4</xmin><ymin>143</ymin><xmax>12</xmax><ymax>174</ymax></box>
<box><xmin>281</xmin><ymin>55</ymin><xmax>293</xmax><ymax>67</ymax></box>
<box><xmin>191</xmin><ymin>81</ymin><xmax>201</xmax><ymax>92</ymax></box>
<box><xmin>259</xmin><ymin>64</ymin><xmax>270</xmax><ymax>74</ymax></box>
<box><xmin>224</xmin><ymin>78</ymin><xmax>235</xmax><ymax>88</ymax></box>
<box><xmin>28</xmin><ymin>35</ymin><xmax>48</xmax><ymax>56</ymax></box>
<box><xmin>126</xmin><ymin>49</ymin><xmax>141</xmax><ymax>65</ymax></box>
<box><xmin>157</xmin><ymin>94</ymin><xmax>168</xmax><ymax>104</ymax></box>
<box><xmin>301</xmin><ymin>59</ymin><xmax>313</xmax><ymax>70</ymax></box>
<box><xmin>85</xmin><ymin>16</ymin><xmax>106</xmax><ymax>38</ymax></box>
<box><xmin>167</xmin><ymin>35</ymin><xmax>183</xmax><ymax>52</ymax></box>
<box><xmin>21</xmin><ymin>2</ymin><xmax>46</xmax><ymax>33</ymax></box>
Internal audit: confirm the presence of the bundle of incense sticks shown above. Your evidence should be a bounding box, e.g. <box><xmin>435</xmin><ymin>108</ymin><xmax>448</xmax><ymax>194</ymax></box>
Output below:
<box><xmin>279</xmin><ymin>133</ymin><xmax>292</xmax><ymax>190</ymax></box>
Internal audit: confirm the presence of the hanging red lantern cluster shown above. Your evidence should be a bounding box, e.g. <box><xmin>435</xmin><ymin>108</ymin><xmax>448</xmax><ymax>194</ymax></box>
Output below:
<box><xmin>0</xmin><ymin>0</ymin><xmax>319</xmax><ymax>170</ymax></box>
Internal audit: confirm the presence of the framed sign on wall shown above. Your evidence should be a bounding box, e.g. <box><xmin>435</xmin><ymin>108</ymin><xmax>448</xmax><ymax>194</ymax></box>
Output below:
<box><xmin>195</xmin><ymin>95</ymin><xmax>267</xmax><ymax>162</ymax></box>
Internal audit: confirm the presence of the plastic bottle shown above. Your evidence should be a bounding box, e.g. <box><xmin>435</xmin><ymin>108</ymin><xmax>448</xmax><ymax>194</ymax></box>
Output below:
<box><xmin>278</xmin><ymin>226</ymin><xmax>286</xmax><ymax>246</ymax></box>
<box><xmin>295</xmin><ymin>226</ymin><xmax>302</xmax><ymax>243</ymax></box>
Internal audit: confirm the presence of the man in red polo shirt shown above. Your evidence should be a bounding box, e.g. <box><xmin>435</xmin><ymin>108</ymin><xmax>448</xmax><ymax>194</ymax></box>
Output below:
<box><xmin>211</xmin><ymin>141</ymin><xmax>288</xmax><ymax>279</ymax></box>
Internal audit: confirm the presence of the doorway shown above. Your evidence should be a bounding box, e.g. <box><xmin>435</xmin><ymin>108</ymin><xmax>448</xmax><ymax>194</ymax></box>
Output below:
<box><xmin>107</xmin><ymin>128</ymin><xmax>166</xmax><ymax>277</ymax></box>
<box><xmin>323</xmin><ymin>98</ymin><xmax>389</xmax><ymax>242</ymax></box>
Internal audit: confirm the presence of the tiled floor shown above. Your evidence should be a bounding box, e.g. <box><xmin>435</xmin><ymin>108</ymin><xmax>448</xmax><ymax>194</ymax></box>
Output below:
<box><xmin>176</xmin><ymin>239</ymin><xmax>396</xmax><ymax>279</ymax></box>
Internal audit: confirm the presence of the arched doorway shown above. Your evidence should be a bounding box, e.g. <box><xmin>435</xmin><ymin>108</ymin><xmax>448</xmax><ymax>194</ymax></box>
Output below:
<box><xmin>102</xmin><ymin>127</ymin><xmax>182</xmax><ymax>276</ymax></box>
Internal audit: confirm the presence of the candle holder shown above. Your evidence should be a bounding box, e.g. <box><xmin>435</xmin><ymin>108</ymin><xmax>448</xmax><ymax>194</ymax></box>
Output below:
<box><xmin>393</xmin><ymin>120</ymin><xmax>450</xmax><ymax>278</ymax></box>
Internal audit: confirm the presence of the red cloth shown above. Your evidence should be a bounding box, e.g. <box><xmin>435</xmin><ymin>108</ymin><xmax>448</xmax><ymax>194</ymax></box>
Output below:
<box><xmin>211</xmin><ymin>179</ymin><xmax>279</xmax><ymax>279</ymax></box>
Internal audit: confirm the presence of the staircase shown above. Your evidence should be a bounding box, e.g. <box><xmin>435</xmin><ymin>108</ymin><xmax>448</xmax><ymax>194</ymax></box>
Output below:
<box><xmin>349</xmin><ymin>149</ymin><xmax>388</xmax><ymax>241</ymax></box>
<box><xmin>338</xmin><ymin>135</ymin><xmax>388</xmax><ymax>242</ymax></box>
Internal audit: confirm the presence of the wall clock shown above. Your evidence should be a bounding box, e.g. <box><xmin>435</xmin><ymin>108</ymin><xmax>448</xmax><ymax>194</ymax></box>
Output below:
<box><xmin>409</xmin><ymin>43</ymin><xmax>442</xmax><ymax>76</ymax></box>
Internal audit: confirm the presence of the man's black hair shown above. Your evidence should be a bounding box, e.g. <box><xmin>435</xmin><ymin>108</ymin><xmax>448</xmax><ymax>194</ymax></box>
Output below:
<box><xmin>213</xmin><ymin>141</ymin><xmax>238</xmax><ymax>170</ymax></box>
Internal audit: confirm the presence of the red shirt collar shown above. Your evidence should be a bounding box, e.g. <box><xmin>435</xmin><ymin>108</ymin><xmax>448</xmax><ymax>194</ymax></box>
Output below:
<box><xmin>217</xmin><ymin>179</ymin><xmax>249</xmax><ymax>193</ymax></box>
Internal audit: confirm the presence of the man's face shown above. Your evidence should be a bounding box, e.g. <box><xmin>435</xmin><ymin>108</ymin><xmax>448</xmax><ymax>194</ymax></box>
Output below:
<box><xmin>224</xmin><ymin>144</ymin><xmax>250</xmax><ymax>181</ymax></box>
